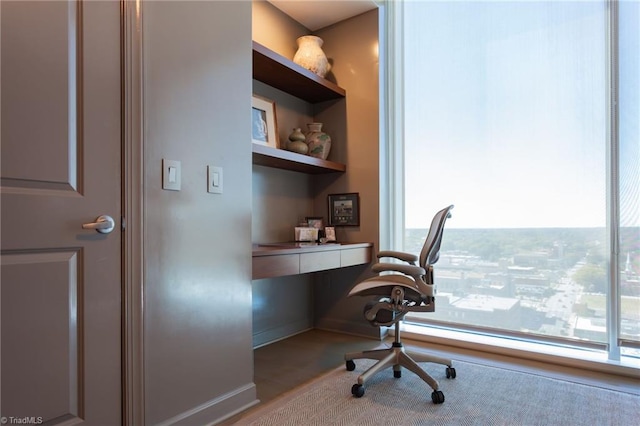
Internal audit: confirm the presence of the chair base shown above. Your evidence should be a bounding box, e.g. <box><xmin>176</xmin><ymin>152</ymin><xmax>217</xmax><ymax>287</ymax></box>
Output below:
<box><xmin>345</xmin><ymin>342</ymin><xmax>455</xmax><ymax>403</ymax></box>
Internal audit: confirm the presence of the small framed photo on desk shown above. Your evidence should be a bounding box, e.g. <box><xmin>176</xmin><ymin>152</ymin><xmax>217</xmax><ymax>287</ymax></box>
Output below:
<box><xmin>324</xmin><ymin>226</ymin><xmax>336</xmax><ymax>242</ymax></box>
<box><xmin>328</xmin><ymin>193</ymin><xmax>360</xmax><ymax>226</ymax></box>
<box><xmin>295</xmin><ymin>227</ymin><xmax>318</xmax><ymax>242</ymax></box>
<box><xmin>305</xmin><ymin>217</ymin><xmax>324</xmax><ymax>229</ymax></box>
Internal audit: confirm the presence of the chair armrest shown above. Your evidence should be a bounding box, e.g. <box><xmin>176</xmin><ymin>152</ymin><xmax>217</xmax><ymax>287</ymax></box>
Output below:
<box><xmin>377</xmin><ymin>250</ymin><xmax>418</xmax><ymax>264</ymax></box>
<box><xmin>372</xmin><ymin>262</ymin><xmax>426</xmax><ymax>278</ymax></box>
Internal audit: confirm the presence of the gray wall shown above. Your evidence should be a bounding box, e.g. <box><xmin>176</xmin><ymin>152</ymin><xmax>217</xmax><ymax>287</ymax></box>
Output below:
<box><xmin>143</xmin><ymin>1</ymin><xmax>256</xmax><ymax>424</ymax></box>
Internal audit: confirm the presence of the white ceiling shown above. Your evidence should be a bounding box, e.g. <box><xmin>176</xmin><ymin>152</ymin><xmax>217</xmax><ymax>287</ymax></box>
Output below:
<box><xmin>268</xmin><ymin>0</ymin><xmax>379</xmax><ymax>31</ymax></box>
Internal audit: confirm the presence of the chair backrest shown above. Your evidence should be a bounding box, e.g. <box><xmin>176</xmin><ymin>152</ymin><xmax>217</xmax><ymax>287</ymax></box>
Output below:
<box><xmin>419</xmin><ymin>205</ymin><xmax>454</xmax><ymax>269</ymax></box>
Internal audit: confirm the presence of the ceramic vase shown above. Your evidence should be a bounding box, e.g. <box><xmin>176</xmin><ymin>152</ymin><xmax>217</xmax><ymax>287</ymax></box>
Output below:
<box><xmin>287</xmin><ymin>128</ymin><xmax>308</xmax><ymax>155</ymax></box>
<box><xmin>305</xmin><ymin>123</ymin><xmax>331</xmax><ymax>160</ymax></box>
<box><xmin>293</xmin><ymin>36</ymin><xmax>330</xmax><ymax>78</ymax></box>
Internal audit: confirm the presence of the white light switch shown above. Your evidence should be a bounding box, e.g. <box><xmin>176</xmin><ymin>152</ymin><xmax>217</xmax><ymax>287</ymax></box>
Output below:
<box><xmin>163</xmin><ymin>159</ymin><xmax>181</xmax><ymax>191</ymax></box>
<box><xmin>208</xmin><ymin>165</ymin><xmax>223</xmax><ymax>194</ymax></box>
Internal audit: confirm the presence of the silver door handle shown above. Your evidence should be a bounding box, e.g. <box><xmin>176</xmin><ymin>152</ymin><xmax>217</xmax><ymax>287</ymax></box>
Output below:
<box><xmin>82</xmin><ymin>215</ymin><xmax>115</xmax><ymax>234</ymax></box>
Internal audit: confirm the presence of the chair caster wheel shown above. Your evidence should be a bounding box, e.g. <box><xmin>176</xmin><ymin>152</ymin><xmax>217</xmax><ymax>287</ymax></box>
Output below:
<box><xmin>431</xmin><ymin>390</ymin><xmax>445</xmax><ymax>404</ymax></box>
<box><xmin>446</xmin><ymin>367</ymin><xmax>456</xmax><ymax>379</ymax></box>
<box><xmin>393</xmin><ymin>370</ymin><xmax>401</xmax><ymax>378</ymax></box>
<box><xmin>351</xmin><ymin>383</ymin><xmax>365</xmax><ymax>398</ymax></box>
<box><xmin>346</xmin><ymin>360</ymin><xmax>356</xmax><ymax>371</ymax></box>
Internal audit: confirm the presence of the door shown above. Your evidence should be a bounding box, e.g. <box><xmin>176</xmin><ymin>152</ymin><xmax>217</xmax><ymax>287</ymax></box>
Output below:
<box><xmin>1</xmin><ymin>1</ymin><xmax>122</xmax><ymax>424</ymax></box>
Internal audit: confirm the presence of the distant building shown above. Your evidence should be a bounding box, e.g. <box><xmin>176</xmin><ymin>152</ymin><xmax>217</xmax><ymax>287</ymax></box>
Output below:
<box><xmin>512</xmin><ymin>274</ymin><xmax>550</xmax><ymax>295</ymax></box>
<box><xmin>514</xmin><ymin>251</ymin><xmax>549</xmax><ymax>267</ymax></box>
<box><xmin>477</xmin><ymin>273</ymin><xmax>512</xmax><ymax>297</ymax></box>
<box><xmin>435</xmin><ymin>293</ymin><xmax>521</xmax><ymax>329</ymax></box>
<box><xmin>574</xmin><ymin>317</ymin><xmax>606</xmax><ymax>341</ymax></box>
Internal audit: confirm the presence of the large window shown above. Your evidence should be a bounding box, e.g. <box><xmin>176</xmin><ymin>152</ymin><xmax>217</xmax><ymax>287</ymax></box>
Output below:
<box><xmin>390</xmin><ymin>0</ymin><xmax>639</xmax><ymax>362</ymax></box>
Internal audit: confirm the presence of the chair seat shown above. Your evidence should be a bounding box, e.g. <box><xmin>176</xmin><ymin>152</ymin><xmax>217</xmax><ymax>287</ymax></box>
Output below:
<box><xmin>348</xmin><ymin>274</ymin><xmax>433</xmax><ymax>300</ymax></box>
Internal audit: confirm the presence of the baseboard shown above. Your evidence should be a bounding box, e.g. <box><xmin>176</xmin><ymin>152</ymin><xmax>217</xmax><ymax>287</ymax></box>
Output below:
<box><xmin>314</xmin><ymin>317</ymin><xmax>386</xmax><ymax>339</ymax></box>
<box><xmin>252</xmin><ymin>319</ymin><xmax>313</xmax><ymax>348</ymax></box>
<box><xmin>154</xmin><ymin>383</ymin><xmax>258</xmax><ymax>426</ymax></box>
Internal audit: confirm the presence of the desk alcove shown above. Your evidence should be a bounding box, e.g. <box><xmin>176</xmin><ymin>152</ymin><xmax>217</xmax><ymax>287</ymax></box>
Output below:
<box><xmin>250</xmin><ymin>39</ymin><xmax>379</xmax><ymax>348</ymax></box>
<box><xmin>251</xmin><ymin>243</ymin><xmax>374</xmax><ymax>348</ymax></box>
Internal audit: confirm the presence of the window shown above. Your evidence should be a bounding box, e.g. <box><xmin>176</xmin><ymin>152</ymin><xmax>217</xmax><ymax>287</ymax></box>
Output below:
<box><xmin>387</xmin><ymin>0</ymin><xmax>639</xmax><ymax>363</ymax></box>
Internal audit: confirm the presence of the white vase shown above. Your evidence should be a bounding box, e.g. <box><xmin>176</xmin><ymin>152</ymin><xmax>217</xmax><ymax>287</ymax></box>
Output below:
<box><xmin>293</xmin><ymin>36</ymin><xmax>330</xmax><ymax>78</ymax></box>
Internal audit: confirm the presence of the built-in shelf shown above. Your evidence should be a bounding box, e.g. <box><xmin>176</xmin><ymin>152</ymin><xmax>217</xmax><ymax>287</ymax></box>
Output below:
<box><xmin>251</xmin><ymin>41</ymin><xmax>347</xmax><ymax>174</ymax></box>
<box><xmin>252</xmin><ymin>41</ymin><xmax>346</xmax><ymax>103</ymax></box>
<box><xmin>252</xmin><ymin>144</ymin><xmax>346</xmax><ymax>174</ymax></box>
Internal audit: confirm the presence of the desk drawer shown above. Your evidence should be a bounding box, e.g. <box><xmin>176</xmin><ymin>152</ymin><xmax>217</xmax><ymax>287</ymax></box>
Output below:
<box><xmin>341</xmin><ymin>247</ymin><xmax>372</xmax><ymax>267</ymax></box>
<box><xmin>253</xmin><ymin>254</ymin><xmax>299</xmax><ymax>280</ymax></box>
<box><xmin>300</xmin><ymin>251</ymin><xmax>340</xmax><ymax>274</ymax></box>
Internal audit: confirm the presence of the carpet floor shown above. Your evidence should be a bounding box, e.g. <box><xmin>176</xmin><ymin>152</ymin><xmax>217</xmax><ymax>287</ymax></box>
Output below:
<box><xmin>233</xmin><ymin>358</ymin><xmax>639</xmax><ymax>425</ymax></box>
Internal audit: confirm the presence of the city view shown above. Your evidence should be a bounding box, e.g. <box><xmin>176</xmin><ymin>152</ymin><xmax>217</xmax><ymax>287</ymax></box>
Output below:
<box><xmin>403</xmin><ymin>227</ymin><xmax>640</xmax><ymax>351</ymax></box>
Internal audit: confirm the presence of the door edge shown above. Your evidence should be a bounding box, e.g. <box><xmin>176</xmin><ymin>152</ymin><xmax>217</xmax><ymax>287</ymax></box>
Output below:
<box><xmin>122</xmin><ymin>1</ymin><xmax>145</xmax><ymax>424</ymax></box>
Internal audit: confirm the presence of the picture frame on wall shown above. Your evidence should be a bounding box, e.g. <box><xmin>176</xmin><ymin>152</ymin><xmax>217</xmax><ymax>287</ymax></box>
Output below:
<box><xmin>251</xmin><ymin>95</ymin><xmax>278</xmax><ymax>148</ymax></box>
<box><xmin>328</xmin><ymin>193</ymin><xmax>360</xmax><ymax>226</ymax></box>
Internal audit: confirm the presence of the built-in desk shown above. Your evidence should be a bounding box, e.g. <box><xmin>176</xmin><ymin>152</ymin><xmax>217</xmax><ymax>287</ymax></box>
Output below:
<box><xmin>252</xmin><ymin>242</ymin><xmax>373</xmax><ymax>280</ymax></box>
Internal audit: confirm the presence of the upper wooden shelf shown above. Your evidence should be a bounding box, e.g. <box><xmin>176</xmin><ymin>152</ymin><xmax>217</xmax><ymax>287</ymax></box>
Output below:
<box><xmin>252</xmin><ymin>144</ymin><xmax>346</xmax><ymax>174</ymax></box>
<box><xmin>252</xmin><ymin>41</ymin><xmax>346</xmax><ymax>103</ymax></box>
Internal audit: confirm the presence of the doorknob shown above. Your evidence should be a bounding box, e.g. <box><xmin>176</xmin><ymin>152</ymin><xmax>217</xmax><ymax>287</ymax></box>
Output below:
<box><xmin>82</xmin><ymin>215</ymin><xmax>116</xmax><ymax>234</ymax></box>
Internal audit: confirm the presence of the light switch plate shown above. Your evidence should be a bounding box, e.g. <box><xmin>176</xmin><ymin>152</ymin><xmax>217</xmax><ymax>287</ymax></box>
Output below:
<box><xmin>207</xmin><ymin>165</ymin><xmax>223</xmax><ymax>194</ymax></box>
<box><xmin>162</xmin><ymin>159</ymin><xmax>181</xmax><ymax>191</ymax></box>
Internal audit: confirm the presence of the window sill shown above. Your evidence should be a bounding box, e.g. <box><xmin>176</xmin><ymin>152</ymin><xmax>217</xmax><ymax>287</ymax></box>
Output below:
<box><xmin>398</xmin><ymin>323</ymin><xmax>640</xmax><ymax>379</ymax></box>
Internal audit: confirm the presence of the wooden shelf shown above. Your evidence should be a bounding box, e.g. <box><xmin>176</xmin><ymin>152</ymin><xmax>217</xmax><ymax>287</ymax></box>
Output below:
<box><xmin>252</xmin><ymin>41</ymin><xmax>346</xmax><ymax>103</ymax></box>
<box><xmin>251</xmin><ymin>41</ymin><xmax>346</xmax><ymax>174</ymax></box>
<box><xmin>252</xmin><ymin>144</ymin><xmax>346</xmax><ymax>174</ymax></box>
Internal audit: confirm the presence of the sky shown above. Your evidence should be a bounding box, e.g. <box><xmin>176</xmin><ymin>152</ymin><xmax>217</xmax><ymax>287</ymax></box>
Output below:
<box><xmin>402</xmin><ymin>0</ymin><xmax>638</xmax><ymax>229</ymax></box>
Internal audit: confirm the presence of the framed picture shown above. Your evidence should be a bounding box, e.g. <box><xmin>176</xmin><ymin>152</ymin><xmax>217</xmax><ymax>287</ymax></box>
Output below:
<box><xmin>251</xmin><ymin>95</ymin><xmax>278</xmax><ymax>148</ymax></box>
<box><xmin>305</xmin><ymin>217</ymin><xmax>324</xmax><ymax>229</ymax></box>
<box><xmin>328</xmin><ymin>193</ymin><xmax>360</xmax><ymax>226</ymax></box>
<box><xmin>324</xmin><ymin>226</ymin><xmax>336</xmax><ymax>242</ymax></box>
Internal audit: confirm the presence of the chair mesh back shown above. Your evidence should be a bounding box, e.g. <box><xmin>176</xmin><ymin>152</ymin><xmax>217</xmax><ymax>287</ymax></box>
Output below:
<box><xmin>419</xmin><ymin>205</ymin><xmax>454</xmax><ymax>269</ymax></box>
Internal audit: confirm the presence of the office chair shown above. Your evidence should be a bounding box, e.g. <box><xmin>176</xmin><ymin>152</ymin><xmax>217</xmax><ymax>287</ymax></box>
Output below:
<box><xmin>345</xmin><ymin>205</ymin><xmax>455</xmax><ymax>404</ymax></box>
